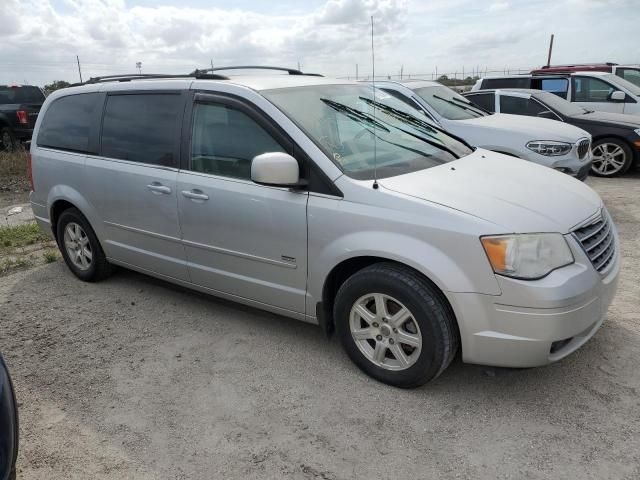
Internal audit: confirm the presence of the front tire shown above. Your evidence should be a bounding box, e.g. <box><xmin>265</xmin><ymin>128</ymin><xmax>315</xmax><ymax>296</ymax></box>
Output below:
<box><xmin>56</xmin><ymin>208</ymin><xmax>113</xmax><ymax>282</ymax></box>
<box><xmin>590</xmin><ymin>138</ymin><xmax>633</xmax><ymax>177</ymax></box>
<box><xmin>334</xmin><ymin>263</ymin><xmax>459</xmax><ymax>388</ymax></box>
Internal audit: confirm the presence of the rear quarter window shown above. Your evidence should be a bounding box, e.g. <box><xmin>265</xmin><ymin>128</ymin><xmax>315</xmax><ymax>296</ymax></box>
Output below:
<box><xmin>465</xmin><ymin>93</ymin><xmax>495</xmax><ymax>113</ymax></box>
<box><xmin>100</xmin><ymin>93</ymin><xmax>183</xmax><ymax>167</ymax></box>
<box><xmin>37</xmin><ymin>93</ymin><xmax>102</xmax><ymax>153</ymax></box>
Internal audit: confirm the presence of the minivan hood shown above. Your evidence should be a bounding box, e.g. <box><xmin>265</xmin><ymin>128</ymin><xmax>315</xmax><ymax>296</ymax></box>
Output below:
<box><xmin>455</xmin><ymin>113</ymin><xmax>589</xmax><ymax>142</ymax></box>
<box><xmin>380</xmin><ymin>149</ymin><xmax>602</xmax><ymax>234</ymax></box>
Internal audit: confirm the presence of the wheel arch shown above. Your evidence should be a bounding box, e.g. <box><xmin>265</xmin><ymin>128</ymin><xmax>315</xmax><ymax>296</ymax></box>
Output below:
<box><xmin>318</xmin><ymin>255</ymin><xmax>460</xmax><ymax>342</ymax></box>
<box><xmin>48</xmin><ymin>186</ymin><xmax>101</xmax><ymax>241</ymax></box>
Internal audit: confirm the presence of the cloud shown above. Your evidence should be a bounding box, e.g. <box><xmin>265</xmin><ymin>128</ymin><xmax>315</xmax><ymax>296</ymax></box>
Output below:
<box><xmin>488</xmin><ymin>1</ymin><xmax>510</xmax><ymax>11</ymax></box>
<box><xmin>0</xmin><ymin>0</ymin><xmax>408</xmax><ymax>84</ymax></box>
<box><xmin>0</xmin><ymin>0</ymin><xmax>637</xmax><ymax>85</ymax></box>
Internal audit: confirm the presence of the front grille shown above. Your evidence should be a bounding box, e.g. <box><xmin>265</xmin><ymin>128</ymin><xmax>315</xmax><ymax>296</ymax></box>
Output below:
<box><xmin>573</xmin><ymin>211</ymin><xmax>616</xmax><ymax>273</ymax></box>
<box><xmin>577</xmin><ymin>139</ymin><xmax>591</xmax><ymax>159</ymax></box>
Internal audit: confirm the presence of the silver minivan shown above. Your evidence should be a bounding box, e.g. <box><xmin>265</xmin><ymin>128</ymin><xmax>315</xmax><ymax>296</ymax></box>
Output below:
<box><xmin>29</xmin><ymin>69</ymin><xmax>620</xmax><ymax>387</ymax></box>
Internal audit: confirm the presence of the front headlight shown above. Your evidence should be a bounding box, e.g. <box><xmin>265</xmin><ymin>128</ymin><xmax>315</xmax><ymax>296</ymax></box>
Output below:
<box><xmin>481</xmin><ymin>233</ymin><xmax>574</xmax><ymax>279</ymax></box>
<box><xmin>634</xmin><ymin>128</ymin><xmax>640</xmax><ymax>137</ymax></box>
<box><xmin>526</xmin><ymin>141</ymin><xmax>572</xmax><ymax>156</ymax></box>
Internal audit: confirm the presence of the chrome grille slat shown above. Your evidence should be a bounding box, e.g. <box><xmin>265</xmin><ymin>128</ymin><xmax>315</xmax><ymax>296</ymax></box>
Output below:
<box><xmin>577</xmin><ymin>139</ymin><xmax>591</xmax><ymax>159</ymax></box>
<box><xmin>573</xmin><ymin>211</ymin><xmax>616</xmax><ymax>274</ymax></box>
<box><xmin>585</xmin><ymin>221</ymin><xmax>611</xmax><ymax>252</ymax></box>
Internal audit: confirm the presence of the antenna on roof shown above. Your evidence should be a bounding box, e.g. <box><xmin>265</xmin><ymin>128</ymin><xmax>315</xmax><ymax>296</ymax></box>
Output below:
<box><xmin>371</xmin><ymin>15</ymin><xmax>379</xmax><ymax>190</ymax></box>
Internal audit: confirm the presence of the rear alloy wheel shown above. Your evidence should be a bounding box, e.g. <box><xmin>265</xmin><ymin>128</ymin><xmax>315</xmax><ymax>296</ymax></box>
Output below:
<box><xmin>591</xmin><ymin>139</ymin><xmax>632</xmax><ymax>177</ymax></box>
<box><xmin>334</xmin><ymin>263</ymin><xmax>459</xmax><ymax>388</ymax></box>
<box><xmin>56</xmin><ymin>207</ymin><xmax>113</xmax><ymax>282</ymax></box>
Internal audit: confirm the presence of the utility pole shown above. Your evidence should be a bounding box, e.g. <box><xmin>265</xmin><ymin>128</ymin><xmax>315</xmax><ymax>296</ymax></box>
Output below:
<box><xmin>547</xmin><ymin>34</ymin><xmax>555</xmax><ymax>66</ymax></box>
<box><xmin>76</xmin><ymin>55</ymin><xmax>83</xmax><ymax>83</ymax></box>
<box><xmin>400</xmin><ymin>65</ymin><xmax>403</xmax><ymax>80</ymax></box>
<box><xmin>297</xmin><ymin>60</ymin><xmax>301</xmax><ymax>71</ymax></box>
<box><xmin>136</xmin><ymin>62</ymin><xmax>142</xmax><ymax>74</ymax></box>
<box><xmin>210</xmin><ymin>58</ymin><xmax>214</xmax><ymax>70</ymax></box>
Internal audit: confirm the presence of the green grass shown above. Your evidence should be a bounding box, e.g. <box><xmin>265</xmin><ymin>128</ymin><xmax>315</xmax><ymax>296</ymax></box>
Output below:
<box><xmin>0</xmin><ymin>224</ymin><xmax>51</xmax><ymax>252</ymax></box>
<box><xmin>0</xmin><ymin>256</ymin><xmax>31</xmax><ymax>275</ymax></box>
<box><xmin>43</xmin><ymin>249</ymin><xmax>59</xmax><ymax>263</ymax></box>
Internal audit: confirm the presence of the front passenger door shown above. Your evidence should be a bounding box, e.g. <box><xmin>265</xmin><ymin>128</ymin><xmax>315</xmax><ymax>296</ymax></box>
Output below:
<box><xmin>571</xmin><ymin>76</ymin><xmax>624</xmax><ymax>113</ymax></box>
<box><xmin>177</xmin><ymin>94</ymin><xmax>309</xmax><ymax>315</ymax></box>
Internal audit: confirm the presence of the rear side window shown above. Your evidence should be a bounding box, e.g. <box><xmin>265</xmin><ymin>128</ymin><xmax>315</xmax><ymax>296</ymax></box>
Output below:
<box><xmin>465</xmin><ymin>93</ymin><xmax>495</xmax><ymax>113</ymax></box>
<box><xmin>482</xmin><ymin>78</ymin><xmax>530</xmax><ymax>89</ymax></box>
<box><xmin>101</xmin><ymin>93</ymin><xmax>182</xmax><ymax>167</ymax></box>
<box><xmin>540</xmin><ymin>78</ymin><xmax>569</xmax><ymax>98</ymax></box>
<box><xmin>37</xmin><ymin>93</ymin><xmax>101</xmax><ymax>153</ymax></box>
<box><xmin>499</xmin><ymin>95</ymin><xmax>548</xmax><ymax>116</ymax></box>
<box><xmin>0</xmin><ymin>86</ymin><xmax>45</xmax><ymax>104</ymax></box>
<box><xmin>190</xmin><ymin>103</ymin><xmax>285</xmax><ymax>179</ymax></box>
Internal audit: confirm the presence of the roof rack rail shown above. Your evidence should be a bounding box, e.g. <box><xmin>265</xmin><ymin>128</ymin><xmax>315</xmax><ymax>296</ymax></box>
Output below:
<box><xmin>191</xmin><ymin>66</ymin><xmax>323</xmax><ymax>77</ymax></box>
<box><xmin>71</xmin><ymin>72</ymin><xmax>229</xmax><ymax>86</ymax></box>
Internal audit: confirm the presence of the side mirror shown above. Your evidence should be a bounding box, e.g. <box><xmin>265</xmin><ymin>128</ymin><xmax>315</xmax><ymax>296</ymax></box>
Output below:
<box><xmin>610</xmin><ymin>90</ymin><xmax>626</xmax><ymax>102</ymax></box>
<box><xmin>251</xmin><ymin>152</ymin><xmax>304</xmax><ymax>188</ymax></box>
<box><xmin>0</xmin><ymin>355</ymin><xmax>18</xmax><ymax>480</ymax></box>
<box><xmin>537</xmin><ymin>110</ymin><xmax>557</xmax><ymax>120</ymax></box>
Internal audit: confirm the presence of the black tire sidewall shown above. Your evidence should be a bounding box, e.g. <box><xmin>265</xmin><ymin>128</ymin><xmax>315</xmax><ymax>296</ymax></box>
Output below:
<box><xmin>334</xmin><ymin>267</ymin><xmax>451</xmax><ymax>387</ymax></box>
<box><xmin>1</xmin><ymin>127</ymin><xmax>16</xmax><ymax>152</ymax></box>
<box><xmin>591</xmin><ymin>138</ymin><xmax>633</xmax><ymax>177</ymax></box>
<box><xmin>56</xmin><ymin>209</ymin><xmax>102</xmax><ymax>281</ymax></box>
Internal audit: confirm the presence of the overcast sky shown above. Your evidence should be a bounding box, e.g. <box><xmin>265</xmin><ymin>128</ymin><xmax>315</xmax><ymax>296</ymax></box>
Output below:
<box><xmin>1</xmin><ymin>0</ymin><xmax>638</xmax><ymax>85</ymax></box>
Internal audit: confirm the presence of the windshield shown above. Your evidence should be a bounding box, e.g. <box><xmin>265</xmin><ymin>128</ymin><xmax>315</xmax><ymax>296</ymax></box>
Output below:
<box><xmin>412</xmin><ymin>85</ymin><xmax>488</xmax><ymax>120</ymax></box>
<box><xmin>534</xmin><ymin>91</ymin><xmax>588</xmax><ymax>116</ymax></box>
<box><xmin>263</xmin><ymin>84</ymin><xmax>472</xmax><ymax>180</ymax></box>
<box><xmin>604</xmin><ymin>73</ymin><xmax>640</xmax><ymax>96</ymax></box>
<box><xmin>0</xmin><ymin>86</ymin><xmax>45</xmax><ymax>104</ymax></box>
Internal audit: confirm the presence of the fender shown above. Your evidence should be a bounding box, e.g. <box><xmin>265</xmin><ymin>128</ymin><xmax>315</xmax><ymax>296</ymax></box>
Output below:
<box><xmin>47</xmin><ymin>185</ymin><xmax>104</xmax><ymax>239</ymax></box>
<box><xmin>308</xmin><ymin>229</ymin><xmax>501</xmax><ymax>311</ymax></box>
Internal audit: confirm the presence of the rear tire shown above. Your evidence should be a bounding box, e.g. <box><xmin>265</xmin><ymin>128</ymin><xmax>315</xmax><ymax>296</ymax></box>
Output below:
<box><xmin>56</xmin><ymin>208</ymin><xmax>113</xmax><ymax>282</ymax></box>
<box><xmin>1</xmin><ymin>127</ymin><xmax>17</xmax><ymax>152</ymax></box>
<box><xmin>590</xmin><ymin>138</ymin><xmax>633</xmax><ymax>177</ymax></box>
<box><xmin>334</xmin><ymin>263</ymin><xmax>459</xmax><ymax>388</ymax></box>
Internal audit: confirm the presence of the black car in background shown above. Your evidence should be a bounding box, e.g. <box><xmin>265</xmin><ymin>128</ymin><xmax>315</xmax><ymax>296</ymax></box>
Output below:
<box><xmin>0</xmin><ymin>85</ymin><xmax>45</xmax><ymax>151</ymax></box>
<box><xmin>0</xmin><ymin>354</ymin><xmax>18</xmax><ymax>480</ymax></box>
<box><xmin>464</xmin><ymin>88</ymin><xmax>640</xmax><ymax>177</ymax></box>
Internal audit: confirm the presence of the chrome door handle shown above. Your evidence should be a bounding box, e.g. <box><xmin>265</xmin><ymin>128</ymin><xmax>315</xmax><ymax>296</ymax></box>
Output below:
<box><xmin>147</xmin><ymin>183</ymin><xmax>171</xmax><ymax>195</ymax></box>
<box><xmin>181</xmin><ymin>190</ymin><xmax>209</xmax><ymax>201</ymax></box>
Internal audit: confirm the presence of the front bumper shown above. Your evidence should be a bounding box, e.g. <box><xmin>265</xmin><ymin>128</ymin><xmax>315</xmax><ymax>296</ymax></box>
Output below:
<box><xmin>447</xmin><ymin>229</ymin><xmax>620</xmax><ymax>368</ymax></box>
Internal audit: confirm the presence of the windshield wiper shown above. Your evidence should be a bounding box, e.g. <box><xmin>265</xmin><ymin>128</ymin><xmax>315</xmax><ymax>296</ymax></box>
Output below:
<box><xmin>432</xmin><ymin>95</ymin><xmax>485</xmax><ymax>117</ymax></box>
<box><xmin>321</xmin><ymin>98</ymin><xmax>390</xmax><ymax>132</ymax></box>
<box><xmin>358</xmin><ymin>97</ymin><xmax>442</xmax><ymax>135</ymax></box>
<box><xmin>322</xmin><ymin>98</ymin><xmax>460</xmax><ymax>159</ymax></box>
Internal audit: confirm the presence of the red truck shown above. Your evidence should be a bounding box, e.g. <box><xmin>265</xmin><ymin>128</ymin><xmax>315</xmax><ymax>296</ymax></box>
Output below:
<box><xmin>531</xmin><ymin>63</ymin><xmax>640</xmax><ymax>87</ymax></box>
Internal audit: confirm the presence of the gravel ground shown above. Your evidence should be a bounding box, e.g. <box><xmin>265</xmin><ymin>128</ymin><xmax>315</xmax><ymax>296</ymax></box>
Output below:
<box><xmin>1</xmin><ymin>173</ymin><xmax>639</xmax><ymax>480</ymax></box>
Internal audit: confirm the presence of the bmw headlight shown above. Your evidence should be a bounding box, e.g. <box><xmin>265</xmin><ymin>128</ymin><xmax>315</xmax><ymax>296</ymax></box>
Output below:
<box><xmin>634</xmin><ymin>128</ymin><xmax>640</xmax><ymax>137</ymax></box>
<box><xmin>481</xmin><ymin>233</ymin><xmax>574</xmax><ymax>279</ymax></box>
<box><xmin>526</xmin><ymin>141</ymin><xmax>572</xmax><ymax>156</ymax></box>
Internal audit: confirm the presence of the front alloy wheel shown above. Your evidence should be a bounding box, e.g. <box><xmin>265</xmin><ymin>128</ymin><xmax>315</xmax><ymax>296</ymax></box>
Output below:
<box><xmin>591</xmin><ymin>140</ymin><xmax>632</xmax><ymax>177</ymax></box>
<box><xmin>334</xmin><ymin>263</ymin><xmax>459</xmax><ymax>388</ymax></box>
<box><xmin>350</xmin><ymin>293</ymin><xmax>422</xmax><ymax>371</ymax></box>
